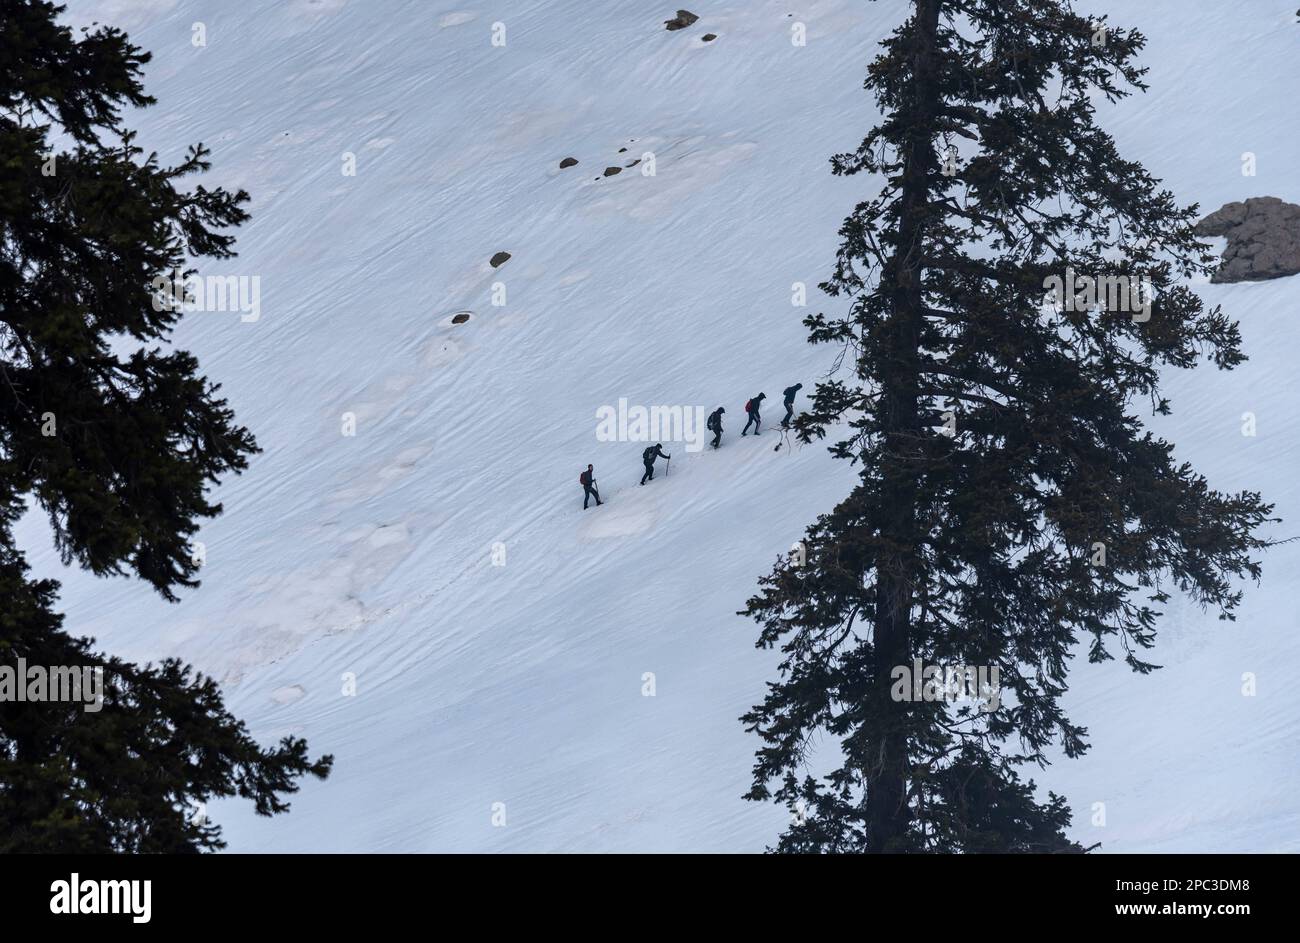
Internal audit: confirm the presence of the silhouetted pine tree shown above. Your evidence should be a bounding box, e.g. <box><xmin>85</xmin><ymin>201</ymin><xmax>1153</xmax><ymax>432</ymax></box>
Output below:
<box><xmin>742</xmin><ymin>0</ymin><xmax>1272</xmax><ymax>852</ymax></box>
<box><xmin>1</xmin><ymin>0</ymin><xmax>330</xmax><ymax>851</ymax></box>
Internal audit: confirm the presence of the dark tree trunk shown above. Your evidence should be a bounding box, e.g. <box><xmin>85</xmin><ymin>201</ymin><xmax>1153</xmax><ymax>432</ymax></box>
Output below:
<box><xmin>866</xmin><ymin>0</ymin><xmax>940</xmax><ymax>853</ymax></box>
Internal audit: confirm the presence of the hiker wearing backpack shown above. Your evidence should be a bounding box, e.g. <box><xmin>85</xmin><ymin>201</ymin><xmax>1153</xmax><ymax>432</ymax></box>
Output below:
<box><xmin>781</xmin><ymin>383</ymin><xmax>802</xmax><ymax>428</ymax></box>
<box><xmin>707</xmin><ymin>406</ymin><xmax>725</xmax><ymax>449</ymax></box>
<box><xmin>741</xmin><ymin>392</ymin><xmax>766</xmax><ymax>436</ymax></box>
<box><xmin>579</xmin><ymin>463</ymin><xmax>602</xmax><ymax>509</ymax></box>
<box><xmin>640</xmin><ymin>443</ymin><xmax>670</xmax><ymax>484</ymax></box>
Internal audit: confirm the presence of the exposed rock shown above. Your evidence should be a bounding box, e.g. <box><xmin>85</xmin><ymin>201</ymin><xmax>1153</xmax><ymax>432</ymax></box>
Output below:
<box><xmin>603</xmin><ymin>166</ymin><xmax>622</xmax><ymax>177</ymax></box>
<box><xmin>664</xmin><ymin>10</ymin><xmax>699</xmax><ymax>31</ymax></box>
<box><xmin>451</xmin><ymin>312</ymin><xmax>471</xmax><ymax>325</ymax></box>
<box><xmin>702</xmin><ymin>33</ymin><xmax>717</xmax><ymax>41</ymax></box>
<box><xmin>489</xmin><ymin>251</ymin><xmax>511</xmax><ymax>268</ymax></box>
<box><xmin>559</xmin><ymin>157</ymin><xmax>578</xmax><ymax>168</ymax></box>
<box><xmin>1195</xmin><ymin>196</ymin><xmax>1300</xmax><ymax>283</ymax></box>
<box><xmin>625</xmin><ymin>159</ymin><xmax>640</xmax><ymax>168</ymax></box>
<box><xmin>618</xmin><ymin>147</ymin><xmax>627</xmax><ymax>153</ymax></box>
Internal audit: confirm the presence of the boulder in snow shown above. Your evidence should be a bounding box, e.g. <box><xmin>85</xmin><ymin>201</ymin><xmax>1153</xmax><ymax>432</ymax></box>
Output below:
<box><xmin>1195</xmin><ymin>196</ymin><xmax>1300</xmax><ymax>283</ymax></box>
<box><xmin>489</xmin><ymin>251</ymin><xmax>511</xmax><ymax>268</ymax></box>
<box><xmin>664</xmin><ymin>10</ymin><xmax>699</xmax><ymax>31</ymax></box>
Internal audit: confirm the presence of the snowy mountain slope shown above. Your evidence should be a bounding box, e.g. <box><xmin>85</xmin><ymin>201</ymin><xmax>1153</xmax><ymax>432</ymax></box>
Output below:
<box><xmin>27</xmin><ymin>0</ymin><xmax>1300</xmax><ymax>851</ymax></box>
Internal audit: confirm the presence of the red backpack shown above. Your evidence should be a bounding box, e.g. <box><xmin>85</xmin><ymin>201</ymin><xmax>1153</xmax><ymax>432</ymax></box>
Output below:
<box><xmin>744</xmin><ymin>399</ymin><xmax>753</xmax><ymax>413</ymax></box>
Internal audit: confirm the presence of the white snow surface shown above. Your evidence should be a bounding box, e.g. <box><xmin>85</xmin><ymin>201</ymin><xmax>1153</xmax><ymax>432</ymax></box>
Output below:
<box><xmin>26</xmin><ymin>0</ymin><xmax>1300</xmax><ymax>851</ymax></box>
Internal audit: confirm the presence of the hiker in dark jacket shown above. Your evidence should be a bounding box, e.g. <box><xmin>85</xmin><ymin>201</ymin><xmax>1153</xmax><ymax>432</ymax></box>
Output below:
<box><xmin>781</xmin><ymin>383</ymin><xmax>802</xmax><ymax>428</ymax></box>
<box><xmin>640</xmin><ymin>443</ymin><xmax>670</xmax><ymax>484</ymax></box>
<box><xmin>741</xmin><ymin>393</ymin><xmax>766</xmax><ymax>436</ymax></box>
<box><xmin>579</xmin><ymin>464</ymin><xmax>602</xmax><ymax>509</ymax></box>
<box><xmin>707</xmin><ymin>407</ymin><xmax>725</xmax><ymax>448</ymax></box>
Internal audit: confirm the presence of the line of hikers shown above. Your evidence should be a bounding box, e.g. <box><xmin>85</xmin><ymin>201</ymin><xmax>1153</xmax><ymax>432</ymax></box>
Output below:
<box><xmin>579</xmin><ymin>383</ymin><xmax>802</xmax><ymax>509</ymax></box>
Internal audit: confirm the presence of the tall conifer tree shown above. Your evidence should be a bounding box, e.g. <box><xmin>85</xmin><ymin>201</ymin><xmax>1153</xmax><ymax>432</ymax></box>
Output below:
<box><xmin>1</xmin><ymin>0</ymin><xmax>331</xmax><ymax>851</ymax></box>
<box><xmin>742</xmin><ymin>0</ymin><xmax>1271</xmax><ymax>852</ymax></box>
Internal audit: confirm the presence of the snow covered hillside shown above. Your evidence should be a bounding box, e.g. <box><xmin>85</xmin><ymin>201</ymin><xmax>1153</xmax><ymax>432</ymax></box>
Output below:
<box><xmin>29</xmin><ymin>0</ymin><xmax>1300</xmax><ymax>851</ymax></box>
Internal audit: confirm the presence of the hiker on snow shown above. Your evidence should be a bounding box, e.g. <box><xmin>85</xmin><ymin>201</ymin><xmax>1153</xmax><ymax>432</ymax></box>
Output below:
<box><xmin>741</xmin><ymin>393</ymin><xmax>766</xmax><ymax>436</ymax></box>
<box><xmin>781</xmin><ymin>383</ymin><xmax>802</xmax><ymax>428</ymax></box>
<box><xmin>640</xmin><ymin>443</ymin><xmax>670</xmax><ymax>484</ymax></box>
<box><xmin>579</xmin><ymin>464</ymin><xmax>602</xmax><ymax>508</ymax></box>
<box><xmin>707</xmin><ymin>406</ymin><xmax>725</xmax><ymax>449</ymax></box>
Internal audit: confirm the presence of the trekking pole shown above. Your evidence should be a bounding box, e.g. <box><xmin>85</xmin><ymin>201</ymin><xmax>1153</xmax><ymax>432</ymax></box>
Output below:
<box><xmin>666</xmin><ymin>456</ymin><xmax>670</xmax><ymax>477</ymax></box>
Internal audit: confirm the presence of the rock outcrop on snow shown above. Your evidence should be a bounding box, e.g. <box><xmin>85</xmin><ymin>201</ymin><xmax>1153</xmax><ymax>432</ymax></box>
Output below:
<box><xmin>1195</xmin><ymin>196</ymin><xmax>1300</xmax><ymax>283</ymax></box>
<box><xmin>664</xmin><ymin>10</ymin><xmax>699</xmax><ymax>31</ymax></box>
